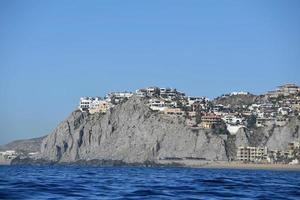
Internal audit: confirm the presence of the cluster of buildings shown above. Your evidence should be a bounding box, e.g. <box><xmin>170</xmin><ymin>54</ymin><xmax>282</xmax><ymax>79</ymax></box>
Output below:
<box><xmin>79</xmin><ymin>86</ymin><xmax>220</xmax><ymax>128</ymax></box>
<box><xmin>211</xmin><ymin>84</ymin><xmax>300</xmax><ymax>134</ymax></box>
<box><xmin>79</xmin><ymin>97</ymin><xmax>110</xmax><ymax>114</ymax></box>
<box><xmin>222</xmin><ymin>91</ymin><xmax>250</xmax><ymax>97</ymax></box>
<box><xmin>0</xmin><ymin>150</ymin><xmax>40</xmax><ymax>165</ymax></box>
<box><xmin>0</xmin><ymin>150</ymin><xmax>17</xmax><ymax>160</ymax></box>
<box><xmin>267</xmin><ymin>84</ymin><xmax>300</xmax><ymax>98</ymax></box>
<box><xmin>79</xmin><ymin>92</ymin><xmax>133</xmax><ymax>114</ymax></box>
<box><xmin>252</xmin><ymin>84</ymin><xmax>300</xmax><ymax>128</ymax></box>
<box><xmin>0</xmin><ymin>150</ymin><xmax>18</xmax><ymax>165</ymax></box>
<box><xmin>237</xmin><ymin>141</ymin><xmax>300</xmax><ymax>164</ymax></box>
<box><xmin>252</xmin><ymin>84</ymin><xmax>300</xmax><ymax>126</ymax></box>
<box><xmin>78</xmin><ymin>84</ymin><xmax>300</xmax><ymax>134</ymax></box>
<box><xmin>78</xmin><ymin>87</ymin><xmax>205</xmax><ymax>114</ymax></box>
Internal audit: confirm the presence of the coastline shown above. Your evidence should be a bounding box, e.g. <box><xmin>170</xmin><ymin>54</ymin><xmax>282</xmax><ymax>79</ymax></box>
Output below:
<box><xmin>157</xmin><ymin>160</ymin><xmax>300</xmax><ymax>171</ymax></box>
<box><xmin>6</xmin><ymin>157</ymin><xmax>300</xmax><ymax>171</ymax></box>
<box><xmin>196</xmin><ymin>162</ymin><xmax>300</xmax><ymax>171</ymax></box>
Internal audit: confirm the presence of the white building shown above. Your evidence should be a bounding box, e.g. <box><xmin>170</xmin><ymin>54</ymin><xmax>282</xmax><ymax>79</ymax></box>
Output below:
<box><xmin>135</xmin><ymin>88</ymin><xmax>147</xmax><ymax>97</ymax></box>
<box><xmin>79</xmin><ymin>97</ymin><xmax>101</xmax><ymax>111</ymax></box>
<box><xmin>0</xmin><ymin>150</ymin><xmax>18</xmax><ymax>160</ymax></box>
<box><xmin>230</xmin><ymin>91</ymin><xmax>249</xmax><ymax>96</ymax></box>
<box><xmin>222</xmin><ymin>114</ymin><xmax>244</xmax><ymax>125</ymax></box>
<box><xmin>278</xmin><ymin>107</ymin><xmax>291</xmax><ymax>116</ymax></box>
<box><xmin>148</xmin><ymin>99</ymin><xmax>167</xmax><ymax>111</ymax></box>
<box><xmin>289</xmin><ymin>159</ymin><xmax>299</xmax><ymax>165</ymax></box>
<box><xmin>160</xmin><ymin>88</ymin><xmax>185</xmax><ymax>100</ymax></box>
<box><xmin>79</xmin><ymin>96</ymin><xmax>112</xmax><ymax>113</ymax></box>
<box><xmin>106</xmin><ymin>92</ymin><xmax>133</xmax><ymax>104</ymax></box>
<box><xmin>248</xmin><ymin>104</ymin><xmax>260</xmax><ymax>113</ymax></box>
<box><xmin>187</xmin><ymin>96</ymin><xmax>208</xmax><ymax>105</ymax></box>
<box><xmin>226</xmin><ymin>124</ymin><xmax>244</xmax><ymax>135</ymax></box>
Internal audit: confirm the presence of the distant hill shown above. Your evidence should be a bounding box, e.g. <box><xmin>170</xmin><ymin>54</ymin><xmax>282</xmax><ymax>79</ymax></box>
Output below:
<box><xmin>0</xmin><ymin>136</ymin><xmax>46</xmax><ymax>153</ymax></box>
<box><xmin>213</xmin><ymin>93</ymin><xmax>259</xmax><ymax>108</ymax></box>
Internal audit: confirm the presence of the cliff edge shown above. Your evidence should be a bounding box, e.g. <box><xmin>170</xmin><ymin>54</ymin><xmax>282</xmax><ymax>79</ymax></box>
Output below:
<box><xmin>40</xmin><ymin>97</ymin><xmax>228</xmax><ymax>165</ymax></box>
<box><xmin>6</xmin><ymin>96</ymin><xmax>299</xmax><ymax>166</ymax></box>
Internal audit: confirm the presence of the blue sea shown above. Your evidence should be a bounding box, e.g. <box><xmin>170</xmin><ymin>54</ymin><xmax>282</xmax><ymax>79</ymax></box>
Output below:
<box><xmin>0</xmin><ymin>166</ymin><xmax>299</xmax><ymax>200</ymax></box>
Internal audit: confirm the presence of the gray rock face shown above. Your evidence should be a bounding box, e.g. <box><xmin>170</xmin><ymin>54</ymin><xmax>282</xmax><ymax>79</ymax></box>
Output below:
<box><xmin>38</xmin><ymin>96</ymin><xmax>300</xmax><ymax>165</ymax></box>
<box><xmin>265</xmin><ymin>117</ymin><xmax>300</xmax><ymax>150</ymax></box>
<box><xmin>41</xmin><ymin>97</ymin><xmax>228</xmax><ymax>164</ymax></box>
<box><xmin>235</xmin><ymin>128</ymin><xmax>249</xmax><ymax>147</ymax></box>
<box><xmin>223</xmin><ymin>127</ymin><xmax>250</xmax><ymax>160</ymax></box>
<box><xmin>244</xmin><ymin>117</ymin><xmax>300</xmax><ymax>151</ymax></box>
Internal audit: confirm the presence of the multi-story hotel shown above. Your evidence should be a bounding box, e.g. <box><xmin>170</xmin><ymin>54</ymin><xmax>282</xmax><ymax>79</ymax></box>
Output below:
<box><xmin>200</xmin><ymin>113</ymin><xmax>222</xmax><ymax>129</ymax></box>
<box><xmin>237</xmin><ymin>146</ymin><xmax>268</xmax><ymax>162</ymax></box>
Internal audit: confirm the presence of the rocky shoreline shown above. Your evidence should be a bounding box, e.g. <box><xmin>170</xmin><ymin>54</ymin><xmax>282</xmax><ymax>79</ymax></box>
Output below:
<box><xmin>10</xmin><ymin>157</ymin><xmax>184</xmax><ymax>167</ymax></box>
<box><xmin>8</xmin><ymin>157</ymin><xmax>300</xmax><ymax>171</ymax></box>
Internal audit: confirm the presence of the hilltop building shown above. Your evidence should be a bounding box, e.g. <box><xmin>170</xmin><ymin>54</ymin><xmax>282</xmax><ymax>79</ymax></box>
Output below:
<box><xmin>200</xmin><ymin>113</ymin><xmax>222</xmax><ymax>129</ymax></box>
<box><xmin>79</xmin><ymin>97</ymin><xmax>102</xmax><ymax>112</ymax></box>
<box><xmin>267</xmin><ymin>84</ymin><xmax>300</xmax><ymax>98</ymax></box>
<box><xmin>136</xmin><ymin>87</ymin><xmax>185</xmax><ymax>100</ymax></box>
<box><xmin>230</xmin><ymin>91</ymin><xmax>249</xmax><ymax>96</ymax></box>
<box><xmin>105</xmin><ymin>92</ymin><xmax>133</xmax><ymax>104</ymax></box>
<box><xmin>79</xmin><ymin>97</ymin><xmax>112</xmax><ymax>113</ymax></box>
<box><xmin>89</xmin><ymin>100</ymin><xmax>111</xmax><ymax>114</ymax></box>
<box><xmin>187</xmin><ymin>96</ymin><xmax>208</xmax><ymax>105</ymax></box>
<box><xmin>148</xmin><ymin>99</ymin><xmax>167</xmax><ymax>111</ymax></box>
<box><xmin>77</xmin><ymin>84</ymin><xmax>300</xmax><ymax>135</ymax></box>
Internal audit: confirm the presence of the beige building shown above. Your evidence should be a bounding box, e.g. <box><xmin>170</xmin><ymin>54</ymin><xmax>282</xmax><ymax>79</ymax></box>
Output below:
<box><xmin>237</xmin><ymin>146</ymin><xmax>268</xmax><ymax>162</ymax></box>
<box><xmin>267</xmin><ymin>84</ymin><xmax>300</xmax><ymax>98</ymax></box>
<box><xmin>89</xmin><ymin>101</ymin><xmax>111</xmax><ymax>114</ymax></box>
<box><xmin>279</xmin><ymin>84</ymin><xmax>300</xmax><ymax>96</ymax></box>
<box><xmin>201</xmin><ymin>114</ymin><xmax>222</xmax><ymax>129</ymax></box>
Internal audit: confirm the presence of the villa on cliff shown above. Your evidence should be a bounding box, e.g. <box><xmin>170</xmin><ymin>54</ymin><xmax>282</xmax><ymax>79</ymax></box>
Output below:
<box><xmin>79</xmin><ymin>97</ymin><xmax>111</xmax><ymax>113</ymax></box>
<box><xmin>200</xmin><ymin>113</ymin><xmax>222</xmax><ymax>129</ymax></box>
<box><xmin>79</xmin><ymin>97</ymin><xmax>101</xmax><ymax>111</ymax></box>
<box><xmin>267</xmin><ymin>83</ymin><xmax>300</xmax><ymax>98</ymax></box>
<box><xmin>106</xmin><ymin>92</ymin><xmax>133</xmax><ymax>104</ymax></box>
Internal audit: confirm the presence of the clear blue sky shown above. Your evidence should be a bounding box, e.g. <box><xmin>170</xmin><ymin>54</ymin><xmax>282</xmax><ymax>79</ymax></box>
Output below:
<box><xmin>0</xmin><ymin>0</ymin><xmax>299</xmax><ymax>144</ymax></box>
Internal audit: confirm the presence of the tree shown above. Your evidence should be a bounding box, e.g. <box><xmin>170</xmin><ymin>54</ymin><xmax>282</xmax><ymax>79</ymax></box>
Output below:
<box><xmin>195</xmin><ymin>113</ymin><xmax>202</xmax><ymax>124</ymax></box>
<box><xmin>247</xmin><ymin>114</ymin><xmax>257</xmax><ymax>128</ymax></box>
<box><xmin>212</xmin><ymin>121</ymin><xmax>228</xmax><ymax>135</ymax></box>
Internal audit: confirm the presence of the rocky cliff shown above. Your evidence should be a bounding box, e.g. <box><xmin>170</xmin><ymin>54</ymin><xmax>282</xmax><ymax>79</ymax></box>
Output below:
<box><xmin>40</xmin><ymin>97</ymin><xmax>228</xmax><ymax>165</ymax></box>
<box><xmin>248</xmin><ymin>117</ymin><xmax>300</xmax><ymax>150</ymax></box>
<box><xmin>7</xmin><ymin>96</ymin><xmax>299</xmax><ymax>166</ymax></box>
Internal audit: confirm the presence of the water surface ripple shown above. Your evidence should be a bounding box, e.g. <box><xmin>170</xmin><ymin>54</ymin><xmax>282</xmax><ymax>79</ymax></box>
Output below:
<box><xmin>0</xmin><ymin>166</ymin><xmax>299</xmax><ymax>199</ymax></box>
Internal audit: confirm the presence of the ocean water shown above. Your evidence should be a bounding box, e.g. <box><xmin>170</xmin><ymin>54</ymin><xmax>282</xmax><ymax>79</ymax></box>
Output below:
<box><xmin>0</xmin><ymin>166</ymin><xmax>299</xmax><ymax>200</ymax></box>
